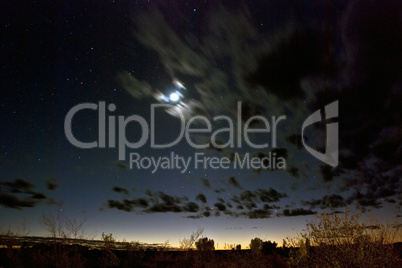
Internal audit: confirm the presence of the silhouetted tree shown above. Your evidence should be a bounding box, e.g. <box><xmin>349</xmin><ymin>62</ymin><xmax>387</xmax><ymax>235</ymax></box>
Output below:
<box><xmin>195</xmin><ymin>237</ymin><xmax>215</xmax><ymax>251</ymax></box>
<box><xmin>179</xmin><ymin>228</ymin><xmax>204</xmax><ymax>250</ymax></box>
<box><xmin>262</xmin><ymin>240</ymin><xmax>277</xmax><ymax>255</ymax></box>
<box><xmin>41</xmin><ymin>211</ymin><xmax>66</xmax><ymax>238</ymax></box>
<box><xmin>66</xmin><ymin>217</ymin><xmax>87</xmax><ymax>239</ymax></box>
<box><xmin>41</xmin><ymin>210</ymin><xmax>87</xmax><ymax>239</ymax></box>
<box><xmin>249</xmin><ymin>237</ymin><xmax>263</xmax><ymax>253</ymax></box>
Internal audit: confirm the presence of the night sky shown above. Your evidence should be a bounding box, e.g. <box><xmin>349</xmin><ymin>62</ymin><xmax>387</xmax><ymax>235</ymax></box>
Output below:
<box><xmin>1</xmin><ymin>0</ymin><xmax>401</xmax><ymax>248</ymax></box>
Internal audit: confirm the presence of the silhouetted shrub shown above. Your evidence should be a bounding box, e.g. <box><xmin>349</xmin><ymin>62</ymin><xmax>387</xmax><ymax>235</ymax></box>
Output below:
<box><xmin>287</xmin><ymin>210</ymin><xmax>401</xmax><ymax>267</ymax></box>
<box><xmin>195</xmin><ymin>237</ymin><xmax>215</xmax><ymax>251</ymax></box>
<box><xmin>249</xmin><ymin>237</ymin><xmax>263</xmax><ymax>254</ymax></box>
<box><xmin>262</xmin><ymin>240</ymin><xmax>277</xmax><ymax>255</ymax></box>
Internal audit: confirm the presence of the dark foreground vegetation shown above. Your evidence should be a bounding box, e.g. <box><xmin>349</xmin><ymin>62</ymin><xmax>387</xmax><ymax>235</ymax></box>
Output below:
<box><xmin>0</xmin><ymin>242</ymin><xmax>401</xmax><ymax>268</ymax></box>
<box><xmin>0</xmin><ymin>240</ymin><xmax>401</xmax><ymax>268</ymax></box>
<box><xmin>0</xmin><ymin>244</ymin><xmax>290</xmax><ymax>268</ymax></box>
<box><xmin>0</xmin><ymin>211</ymin><xmax>400</xmax><ymax>267</ymax></box>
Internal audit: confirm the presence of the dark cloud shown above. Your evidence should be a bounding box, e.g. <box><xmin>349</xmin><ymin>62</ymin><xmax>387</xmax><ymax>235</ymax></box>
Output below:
<box><xmin>244</xmin><ymin>202</ymin><xmax>257</xmax><ymax>210</ymax></box>
<box><xmin>0</xmin><ymin>193</ymin><xmax>37</xmax><ymax>209</ymax></box>
<box><xmin>263</xmin><ymin>204</ymin><xmax>279</xmax><ymax>210</ymax></box>
<box><xmin>195</xmin><ymin>193</ymin><xmax>207</xmax><ymax>203</ymax></box>
<box><xmin>31</xmin><ymin>193</ymin><xmax>47</xmax><ymax>199</ymax></box>
<box><xmin>0</xmin><ymin>179</ymin><xmax>48</xmax><ymax>209</ymax></box>
<box><xmin>231</xmin><ymin>188</ymin><xmax>287</xmax><ymax>207</ymax></box>
<box><xmin>117</xmin><ymin>0</ymin><xmax>401</xmax><ymax>216</ymax></box>
<box><xmin>245</xmin><ymin>209</ymin><xmax>272</xmax><ymax>219</ymax></box>
<box><xmin>107</xmin><ymin>199</ymin><xmax>133</xmax><ymax>212</ymax></box>
<box><xmin>214</xmin><ymin>202</ymin><xmax>226</xmax><ymax>211</ymax></box>
<box><xmin>348</xmin><ymin>191</ymin><xmax>382</xmax><ymax>210</ymax></box>
<box><xmin>239</xmin><ymin>102</ymin><xmax>264</xmax><ymax>123</ymax></box>
<box><xmin>2</xmin><ymin>178</ymin><xmax>34</xmax><ymax>193</ymax></box>
<box><xmin>182</xmin><ymin>202</ymin><xmax>199</xmax><ymax>213</ymax></box>
<box><xmin>257</xmin><ymin>188</ymin><xmax>288</xmax><ymax>202</ymax></box>
<box><xmin>285</xmin><ymin>134</ymin><xmax>304</xmax><ymax>150</ymax></box>
<box><xmin>239</xmin><ymin>190</ymin><xmax>257</xmax><ymax>203</ymax></box>
<box><xmin>302</xmin><ymin>194</ymin><xmax>348</xmax><ymax>210</ymax></box>
<box><xmin>158</xmin><ymin>192</ymin><xmax>185</xmax><ymax>206</ymax></box>
<box><xmin>132</xmin><ymin>198</ymin><xmax>149</xmax><ymax>208</ymax></box>
<box><xmin>217</xmin><ymin>197</ymin><xmax>225</xmax><ymax>203</ymax></box>
<box><xmin>112</xmin><ymin>186</ymin><xmax>129</xmax><ymax>195</ymax></box>
<box><xmin>107</xmin><ymin>190</ymin><xmax>196</xmax><ymax>214</ymax></box>
<box><xmin>114</xmin><ymin>161</ymin><xmax>129</xmax><ymax>169</ymax></box>
<box><xmin>282</xmin><ymin>208</ymin><xmax>316</xmax><ymax>217</ymax></box>
<box><xmin>288</xmin><ymin>166</ymin><xmax>299</xmax><ymax>177</ymax></box>
<box><xmin>107</xmin><ymin>185</ymin><xmax>288</xmax><ymax>220</ymax></box>
<box><xmin>146</xmin><ymin>203</ymin><xmax>182</xmax><ymax>213</ymax></box>
<box><xmin>320</xmin><ymin>165</ymin><xmax>336</xmax><ymax>182</ymax></box>
<box><xmin>117</xmin><ymin>71</ymin><xmax>154</xmax><ymax>99</ymax></box>
<box><xmin>200</xmin><ymin>178</ymin><xmax>211</xmax><ymax>189</ymax></box>
<box><xmin>231</xmin><ymin>195</ymin><xmax>240</xmax><ymax>204</ymax></box>
<box><xmin>244</xmin><ymin>29</ymin><xmax>335</xmax><ymax>101</ymax></box>
<box><xmin>339</xmin><ymin>170</ymin><xmax>401</xmax><ymax>210</ymax></box>
<box><xmin>227</xmin><ymin>176</ymin><xmax>242</xmax><ymax>189</ymax></box>
<box><xmin>46</xmin><ymin>178</ymin><xmax>58</xmax><ymax>191</ymax></box>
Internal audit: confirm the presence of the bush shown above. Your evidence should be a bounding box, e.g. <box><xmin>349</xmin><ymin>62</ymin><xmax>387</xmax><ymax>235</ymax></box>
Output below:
<box><xmin>195</xmin><ymin>237</ymin><xmax>215</xmax><ymax>251</ymax></box>
<box><xmin>262</xmin><ymin>240</ymin><xmax>277</xmax><ymax>255</ymax></box>
<box><xmin>287</xmin><ymin>210</ymin><xmax>401</xmax><ymax>267</ymax></box>
<box><xmin>250</xmin><ymin>237</ymin><xmax>263</xmax><ymax>253</ymax></box>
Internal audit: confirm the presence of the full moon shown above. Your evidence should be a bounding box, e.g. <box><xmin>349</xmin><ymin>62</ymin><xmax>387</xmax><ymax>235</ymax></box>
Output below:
<box><xmin>169</xmin><ymin>92</ymin><xmax>180</xmax><ymax>102</ymax></box>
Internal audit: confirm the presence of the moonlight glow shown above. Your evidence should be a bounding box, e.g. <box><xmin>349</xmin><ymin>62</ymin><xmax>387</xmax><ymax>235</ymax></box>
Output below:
<box><xmin>169</xmin><ymin>92</ymin><xmax>180</xmax><ymax>102</ymax></box>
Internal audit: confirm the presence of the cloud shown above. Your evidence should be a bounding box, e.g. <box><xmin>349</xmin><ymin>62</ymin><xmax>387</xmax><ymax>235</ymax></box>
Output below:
<box><xmin>257</xmin><ymin>188</ymin><xmax>288</xmax><ymax>202</ymax></box>
<box><xmin>217</xmin><ymin>197</ymin><xmax>225</xmax><ymax>203</ymax></box>
<box><xmin>282</xmin><ymin>208</ymin><xmax>316</xmax><ymax>217</ymax></box>
<box><xmin>227</xmin><ymin>176</ymin><xmax>242</xmax><ymax>189</ymax></box>
<box><xmin>107</xmin><ymin>190</ymin><xmax>196</xmax><ymax>214</ymax></box>
<box><xmin>117</xmin><ymin>71</ymin><xmax>154</xmax><ymax>99</ymax></box>
<box><xmin>2</xmin><ymin>178</ymin><xmax>34</xmax><ymax>193</ymax></box>
<box><xmin>31</xmin><ymin>193</ymin><xmax>46</xmax><ymax>199</ymax></box>
<box><xmin>112</xmin><ymin>186</ymin><xmax>129</xmax><ymax>195</ymax></box>
<box><xmin>196</xmin><ymin>193</ymin><xmax>207</xmax><ymax>203</ymax></box>
<box><xmin>46</xmin><ymin>178</ymin><xmax>58</xmax><ymax>191</ymax></box>
<box><xmin>287</xmin><ymin>166</ymin><xmax>299</xmax><ymax>178</ymax></box>
<box><xmin>203</xmin><ymin>211</ymin><xmax>211</xmax><ymax>217</ymax></box>
<box><xmin>319</xmin><ymin>165</ymin><xmax>336</xmax><ymax>182</ymax></box>
<box><xmin>214</xmin><ymin>202</ymin><xmax>226</xmax><ymax>211</ymax></box>
<box><xmin>0</xmin><ymin>193</ymin><xmax>37</xmax><ymax>209</ymax></box>
<box><xmin>118</xmin><ymin>0</ymin><xmax>401</xmax><ymax>215</ymax></box>
<box><xmin>114</xmin><ymin>161</ymin><xmax>129</xmax><ymax>169</ymax></box>
<box><xmin>107</xmin><ymin>199</ymin><xmax>133</xmax><ymax>212</ymax></box>
<box><xmin>145</xmin><ymin>203</ymin><xmax>182</xmax><ymax>213</ymax></box>
<box><xmin>0</xmin><ymin>178</ymin><xmax>48</xmax><ymax>209</ymax></box>
<box><xmin>285</xmin><ymin>134</ymin><xmax>304</xmax><ymax>150</ymax></box>
<box><xmin>215</xmin><ymin>188</ymin><xmax>225</xmax><ymax>193</ymax></box>
<box><xmin>302</xmin><ymin>194</ymin><xmax>348</xmax><ymax>210</ymax></box>
<box><xmin>182</xmin><ymin>202</ymin><xmax>199</xmax><ymax>213</ymax></box>
<box><xmin>245</xmin><ymin>209</ymin><xmax>272</xmax><ymax>219</ymax></box>
<box><xmin>106</xmin><ymin>186</ymin><xmax>288</xmax><ymax>219</ymax></box>
<box><xmin>200</xmin><ymin>178</ymin><xmax>211</xmax><ymax>189</ymax></box>
<box><xmin>244</xmin><ymin>28</ymin><xmax>335</xmax><ymax>101</ymax></box>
